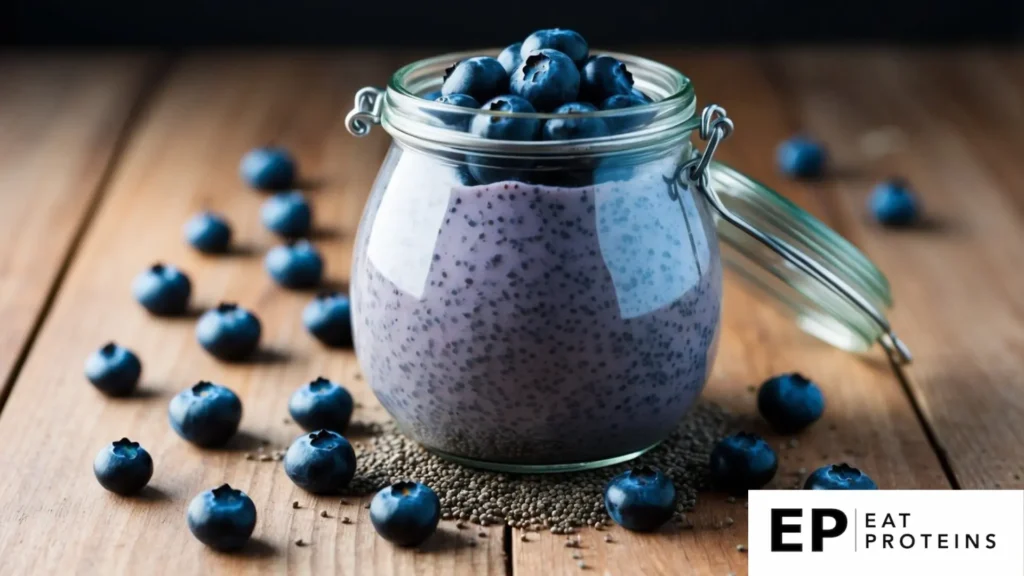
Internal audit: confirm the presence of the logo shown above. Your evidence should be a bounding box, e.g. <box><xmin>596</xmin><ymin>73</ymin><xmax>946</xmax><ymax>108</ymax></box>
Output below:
<box><xmin>749</xmin><ymin>491</ymin><xmax>1024</xmax><ymax>575</ymax></box>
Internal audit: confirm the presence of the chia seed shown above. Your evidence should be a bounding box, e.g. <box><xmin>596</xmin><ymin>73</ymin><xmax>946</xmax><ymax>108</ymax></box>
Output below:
<box><xmin>341</xmin><ymin>401</ymin><xmax>732</xmax><ymax>531</ymax></box>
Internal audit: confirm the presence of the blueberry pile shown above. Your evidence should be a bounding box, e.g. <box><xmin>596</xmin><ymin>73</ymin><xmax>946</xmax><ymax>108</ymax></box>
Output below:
<box><xmin>426</xmin><ymin>28</ymin><xmax>656</xmax><ymax>185</ymax></box>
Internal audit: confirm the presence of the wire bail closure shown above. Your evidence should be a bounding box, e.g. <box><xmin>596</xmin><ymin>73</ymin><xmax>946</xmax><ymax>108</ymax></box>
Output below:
<box><xmin>680</xmin><ymin>104</ymin><xmax>913</xmax><ymax>366</ymax></box>
<box><xmin>346</xmin><ymin>87</ymin><xmax>384</xmax><ymax>137</ymax></box>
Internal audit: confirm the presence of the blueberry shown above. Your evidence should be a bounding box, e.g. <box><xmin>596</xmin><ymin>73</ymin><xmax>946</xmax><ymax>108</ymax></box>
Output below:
<box><xmin>289</xmin><ymin>377</ymin><xmax>354</xmax><ymax>433</ymax></box>
<box><xmin>430</xmin><ymin>93</ymin><xmax>480</xmax><ymax>130</ymax></box>
<box><xmin>195</xmin><ymin>303</ymin><xmax>262</xmax><ymax>361</ymax></box>
<box><xmin>540</xmin><ymin>102</ymin><xmax>609</xmax><ymax>142</ymax></box>
<box><xmin>709</xmin><ymin>432</ymin><xmax>778</xmax><ymax>494</ymax></box>
<box><xmin>631</xmin><ymin>88</ymin><xmax>653</xmax><ymax>102</ymax></box>
<box><xmin>468</xmin><ymin>95</ymin><xmax>540</xmax><ymax>184</ymax></box>
<box><xmin>284</xmin><ymin>429</ymin><xmax>356</xmax><ymax>494</ymax></box>
<box><xmin>369</xmin><ymin>481</ymin><xmax>441</xmax><ymax>547</ymax></box>
<box><xmin>169</xmin><ymin>381</ymin><xmax>243</xmax><ymax>447</ymax></box>
<box><xmin>441</xmin><ymin>57</ymin><xmax>508</xmax><ymax>103</ymax></box>
<box><xmin>510</xmin><ymin>49</ymin><xmax>580</xmax><ymax>112</ymax></box>
<box><xmin>869</xmin><ymin>179</ymin><xmax>919</xmax><ymax>226</ymax></box>
<box><xmin>187</xmin><ymin>484</ymin><xmax>257</xmax><ymax>551</ymax></box>
<box><xmin>600</xmin><ymin>93</ymin><xmax>652</xmax><ymax>134</ymax></box>
<box><xmin>303</xmin><ymin>292</ymin><xmax>352</xmax><ymax>347</ymax></box>
<box><xmin>93</xmin><ymin>438</ymin><xmax>153</xmax><ymax>495</ymax></box>
<box><xmin>240</xmin><ymin>147</ymin><xmax>296</xmax><ymax>191</ymax></box>
<box><xmin>497</xmin><ymin>42</ymin><xmax>523</xmax><ymax>76</ymax></box>
<box><xmin>757</xmin><ymin>373</ymin><xmax>825</xmax><ymax>434</ymax></box>
<box><xmin>804</xmin><ymin>463</ymin><xmax>878</xmax><ymax>490</ymax></box>
<box><xmin>132</xmin><ymin>263</ymin><xmax>191</xmax><ymax>316</ymax></box>
<box><xmin>85</xmin><ymin>342</ymin><xmax>142</xmax><ymax>397</ymax></box>
<box><xmin>470</xmin><ymin>95</ymin><xmax>539</xmax><ymax>141</ymax></box>
<box><xmin>261</xmin><ymin>191</ymin><xmax>312</xmax><ymax>238</ymax></box>
<box><xmin>580</xmin><ymin>56</ymin><xmax>634</xmax><ymax>104</ymax></box>
<box><xmin>265</xmin><ymin>240</ymin><xmax>323</xmax><ymax>289</ymax></box>
<box><xmin>776</xmin><ymin>136</ymin><xmax>826</xmax><ymax>179</ymax></box>
<box><xmin>183</xmin><ymin>212</ymin><xmax>232</xmax><ymax>254</ymax></box>
<box><xmin>604</xmin><ymin>466</ymin><xmax>675</xmax><ymax>532</ymax></box>
<box><xmin>521</xmin><ymin>29</ymin><xmax>589</xmax><ymax>67</ymax></box>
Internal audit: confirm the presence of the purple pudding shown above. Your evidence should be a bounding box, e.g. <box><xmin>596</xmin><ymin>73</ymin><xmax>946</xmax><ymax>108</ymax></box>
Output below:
<box><xmin>352</xmin><ymin>149</ymin><xmax>722</xmax><ymax>468</ymax></box>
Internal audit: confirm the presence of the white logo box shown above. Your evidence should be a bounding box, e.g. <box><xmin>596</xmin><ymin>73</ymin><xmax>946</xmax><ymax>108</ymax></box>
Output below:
<box><xmin>749</xmin><ymin>490</ymin><xmax>1024</xmax><ymax>575</ymax></box>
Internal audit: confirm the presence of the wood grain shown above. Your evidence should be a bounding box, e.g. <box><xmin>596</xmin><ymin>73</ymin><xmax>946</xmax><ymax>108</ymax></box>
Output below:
<box><xmin>773</xmin><ymin>50</ymin><xmax>1024</xmax><ymax>490</ymax></box>
<box><xmin>0</xmin><ymin>54</ymin><xmax>153</xmax><ymax>402</ymax></box>
<box><xmin>0</xmin><ymin>53</ymin><xmax>506</xmax><ymax>575</ymax></box>
<box><xmin>511</xmin><ymin>52</ymin><xmax>951</xmax><ymax>576</ymax></box>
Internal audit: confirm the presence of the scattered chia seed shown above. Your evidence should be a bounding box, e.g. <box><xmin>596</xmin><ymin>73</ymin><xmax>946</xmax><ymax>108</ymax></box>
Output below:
<box><xmin>292</xmin><ymin>501</ymin><xmax>301</xmax><ymax>509</ymax></box>
<box><xmin>259</xmin><ymin>454</ymin><xmax>273</xmax><ymax>462</ymax></box>
<box><xmin>797</xmin><ymin>467</ymin><xmax>808</xmax><ymax>475</ymax></box>
<box><xmin>724</xmin><ymin>517</ymin><xmax>734</xmax><ymax>526</ymax></box>
<box><xmin>456</xmin><ymin>522</ymin><xmax>466</xmax><ymax>529</ymax></box>
<box><xmin>478</xmin><ymin>531</ymin><xmax>487</xmax><ymax>538</ymax></box>
<box><xmin>320</xmin><ymin>510</ymin><xmax>329</xmax><ymax>518</ymax></box>
<box><xmin>604</xmin><ymin>534</ymin><xmax>613</xmax><ymax>543</ymax></box>
<box><xmin>245</xmin><ymin>453</ymin><xmax>255</xmax><ymax>461</ymax></box>
<box><xmin>725</xmin><ymin>496</ymin><xmax>736</xmax><ymax>504</ymax></box>
<box><xmin>283</xmin><ymin>418</ymin><xmax>292</xmax><ymax>424</ymax></box>
<box><xmin>363</xmin><ymin>503</ymin><xmax>370</xmax><ymax>509</ymax></box>
<box><xmin>342</xmin><ymin>517</ymin><xmax>352</xmax><ymax>524</ymax></box>
<box><xmin>467</xmin><ymin>540</ymin><xmax>477</xmax><ymax>547</ymax></box>
<box><xmin>736</xmin><ymin>544</ymin><xmax>747</xmax><ymax>553</ymax></box>
<box><xmin>572</xmin><ymin>552</ymin><xmax>582</xmax><ymax>560</ymax></box>
<box><xmin>746</xmin><ymin>385</ymin><xmax>756</xmax><ymax>393</ymax></box>
<box><xmin>294</xmin><ymin>539</ymin><xmax>306</xmax><ymax>547</ymax></box>
<box><xmin>340</xmin><ymin>402</ymin><xmax>732</xmax><ymax>532</ymax></box>
<box><xmin>576</xmin><ymin>560</ymin><xmax>586</xmax><ymax>569</ymax></box>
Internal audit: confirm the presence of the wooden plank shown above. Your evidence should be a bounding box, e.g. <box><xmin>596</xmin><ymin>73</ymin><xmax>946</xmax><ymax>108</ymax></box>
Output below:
<box><xmin>0</xmin><ymin>54</ymin><xmax>154</xmax><ymax>402</ymax></box>
<box><xmin>0</xmin><ymin>53</ymin><xmax>506</xmax><ymax>575</ymax></box>
<box><xmin>774</xmin><ymin>50</ymin><xmax>1024</xmax><ymax>489</ymax></box>
<box><xmin>511</xmin><ymin>52</ymin><xmax>950</xmax><ymax>576</ymax></box>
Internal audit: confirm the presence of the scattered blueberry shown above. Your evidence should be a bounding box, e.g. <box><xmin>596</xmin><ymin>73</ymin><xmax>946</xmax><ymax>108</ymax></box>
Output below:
<box><xmin>600</xmin><ymin>92</ymin><xmax>652</xmax><ymax>134</ymax></box>
<box><xmin>169</xmin><ymin>381</ymin><xmax>243</xmax><ymax>447</ymax></box>
<box><xmin>265</xmin><ymin>240</ymin><xmax>323</xmax><ymax>289</ymax></box>
<box><xmin>132</xmin><ymin>263</ymin><xmax>191</xmax><ymax>316</ymax></box>
<box><xmin>302</xmin><ymin>292</ymin><xmax>352</xmax><ymax>347</ymax></box>
<box><xmin>541</xmin><ymin>102</ymin><xmax>609</xmax><ymax>141</ymax></box>
<box><xmin>370</xmin><ymin>481</ymin><xmax>441</xmax><ymax>547</ymax></box>
<box><xmin>240</xmin><ymin>147</ymin><xmax>296</xmax><ymax>191</ymax></box>
<box><xmin>288</xmin><ymin>377</ymin><xmax>354</xmax><ymax>433</ymax></box>
<box><xmin>196</xmin><ymin>303</ymin><xmax>262</xmax><ymax>361</ymax></box>
<box><xmin>804</xmin><ymin>463</ymin><xmax>878</xmax><ymax>490</ymax></box>
<box><xmin>430</xmin><ymin>93</ymin><xmax>480</xmax><ymax>130</ymax></box>
<box><xmin>283</xmin><ymin>429</ymin><xmax>356</xmax><ymax>494</ymax></box>
<box><xmin>93</xmin><ymin>438</ymin><xmax>153</xmax><ymax>495</ymax></box>
<box><xmin>580</xmin><ymin>55</ymin><xmax>634</xmax><ymax>104</ymax></box>
<box><xmin>261</xmin><ymin>191</ymin><xmax>312</xmax><ymax>238</ymax></box>
<box><xmin>468</xmin><ymin>95</ymin><xmax>540</xmax><ymax>184</ymax></box>
<box><xmin>497</xmin><ymin>42</ymin><xmax>523</xmax><ymax>76</ymax></box>
<box><xmin>521</xmin><ymin>28</ymin><xmax>589</xmax><ymax>67</ymax></box>
<box><xmin>85</xmin><ymin>342</ymin><xmax>142</xmax><ymax>397</ymax></box>
<box><xmin>604</xmin><ymin>466</ymin><xmax>676</xmax><ymax>532</ymax></box>
<box><xmin>183</xmin><ymin>212</ymin><xmax>232</xmax><ymax>254</ymax></box>
<box><xmin>758</xmin><ymin>373</ymin><xmax>825</xmax><ymax>434</ymax></box>
<box><xmin>869</xmin><ymin>179</ymin><xmax>919</xmax><ymax>226</ymax></box>
<box><xmin>441</xmin><ymin>57</ymin><xmax>508</xmax><ymax>103</ymax></box>
<box><xmin>709</xmin><ymin>432</ymin><xmax>778</xmax><ymax>494</ymax></box>
<box><xmin>510</xmin><ymin>49</ymin><xmax>581</xmax><ymax>112</ymax></box>
<box><xmin>776</xmin><ymin>136</ymin><xmax>826</xmax><ymax>179</ymax></box>
<box><xmin>187</xmin><ymin>484</ymin><xmax>257</xmax><ymax>551</ymax></box>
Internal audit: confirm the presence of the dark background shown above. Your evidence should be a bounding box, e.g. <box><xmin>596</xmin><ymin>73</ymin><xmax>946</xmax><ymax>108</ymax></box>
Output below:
<box><xmin>6</xmin><ymin>0</ymin><xmax>1024</xmax><ymax>46</ymax></box>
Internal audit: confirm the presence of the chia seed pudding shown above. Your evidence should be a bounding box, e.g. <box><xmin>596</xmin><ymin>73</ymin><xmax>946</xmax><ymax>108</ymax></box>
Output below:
<box><xmin>352</xmin><ymin>148</ymin><xmax>722</xmax><ymax>467</ymax></box>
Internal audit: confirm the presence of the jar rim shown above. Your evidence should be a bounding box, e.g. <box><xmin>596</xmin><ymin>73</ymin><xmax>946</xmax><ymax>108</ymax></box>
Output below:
<box><xmin>381</xmin><ymin>49</ymin><xmax>699</xmax><ymax>156</ymax></box>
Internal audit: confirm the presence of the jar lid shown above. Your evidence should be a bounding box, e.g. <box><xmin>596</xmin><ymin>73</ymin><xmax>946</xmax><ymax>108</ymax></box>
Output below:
<box><xmin>685</xmin><ymin>107</ymin><xmax>911</xmax><ymax>365</ymax></box>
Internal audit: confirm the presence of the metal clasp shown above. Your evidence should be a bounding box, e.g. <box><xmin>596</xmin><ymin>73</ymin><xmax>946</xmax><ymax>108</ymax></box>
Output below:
<box><xmin>681</xmin><ymin>104</ymin><xmax>913</xmax><ymax>366</ymax></box>
<box><xmin>345</xmin><ymin>87</ymin><xmax>384</xmax><ymax>137</ymax></box>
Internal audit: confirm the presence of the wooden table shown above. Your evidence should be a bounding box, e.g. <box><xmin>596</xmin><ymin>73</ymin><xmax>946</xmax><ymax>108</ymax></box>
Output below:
<box><xmin>0</xmin><ymin>49</ymin><xmax>1017</xmax><ymax>575</ymax></box>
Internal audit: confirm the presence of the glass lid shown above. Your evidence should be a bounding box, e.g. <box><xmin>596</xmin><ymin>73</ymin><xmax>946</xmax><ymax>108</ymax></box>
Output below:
<box><xmin>684</xmin><ymin>106</ymin><xmax>911</xmax><ymax>365</ymax></box>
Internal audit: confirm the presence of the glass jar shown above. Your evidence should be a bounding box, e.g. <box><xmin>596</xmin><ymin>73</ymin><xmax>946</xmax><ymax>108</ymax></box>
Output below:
<box><xmin>346</xmin><ymin>50</ymin><xmax>910</xmax><ymax>473</ymax></box>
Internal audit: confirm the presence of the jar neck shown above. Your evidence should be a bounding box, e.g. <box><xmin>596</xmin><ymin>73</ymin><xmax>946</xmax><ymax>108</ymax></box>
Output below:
<box><xmin>380</xmin><ymin>50</ymin><xmax>699</xmax><ymax>161</ymax></box>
